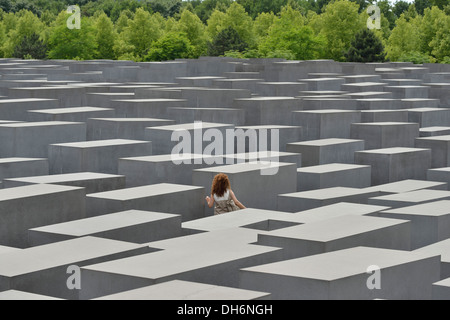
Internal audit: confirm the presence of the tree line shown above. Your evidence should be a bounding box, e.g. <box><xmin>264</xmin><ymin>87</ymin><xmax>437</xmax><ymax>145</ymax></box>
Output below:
<box><xmin>0</xmin><ymin>0</ymin><xmax>449</xmax><ymax>63</ymax></box>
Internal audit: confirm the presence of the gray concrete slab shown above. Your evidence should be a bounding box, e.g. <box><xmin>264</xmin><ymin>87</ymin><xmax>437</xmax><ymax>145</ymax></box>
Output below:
<box><xmin>87</xmin><ymin>118</ymin><xmax>175</xmax><ymax>141</ymax></box>
<box><xmin>112</xmin><ymin>98</ymin><xmax>186</xmax><ymax>118</ymax></box>
<box><xmin>0</xmin><ymin>121</ymin><xmax>86</xmax><ymax>158</ymax></box>
<box><xmin>48</xmin><ymin>139</ymin><xmax>152</xmax><ymax>174</ymax></box>
<box><xmin>0</xmin><ymin>290</ymin><xmax>62</xmax><ymax>300</ymax></box>
<box><xmin>0</xmin><ymin>184</ymin><xmax>86</xmax><ymax>248</ymax></box>
<box><xmin>235</xmin><ymin>125</ymin><xmax>302</xmax><ymax>152</ymax></box>
<box><xmin>144</xmin><ymin>122</ymin><xmax>233</xmax><ymax>155</ymax></box>
<box><xmin>3</xmin><ymin>172</ymin><xmax>125</xmax><ymax>193</ymax></box>
<box><xmin>296</xmin><ymin>163</ymin><xmax>371</xmax><ymax>191</ymax></box>
<box><xmin>368</xmin><ymin>189</ymin><xmax>450</xmax><ymax>208</ymax></box>
<box><xmin>415</xmin><ymin>135</ymin><xmax>450</xmax><ymax>168</ymax></box>
<box><xmin>355</xmin><ymin>98</ymin><xmax>402</xmax><ymax>110</ymax></box>
<box><xmin>350</xmin><ymin>122</ymin><xmax>419</xmax><ymax>149</ymax></box>
<box><xmin>27</xmin><ymin>106</ymin><xmax>115</xmax><ymax>122</ymax></box>
<box><xmin>94</xmin><ymin>280</ymin><xmax>270</xmax><ymax>300</ymax></box>
<box><xmin>0</xmin><ymin>98</ymin><xmax>59</xmax><ymax>121</ymax></box>
<box><xmin>416</xmin><ymin>239</ymin><xmax>450</xmax><ymax>280</ymax></box>
<box><xmin>167</xmin><ymin>107</ymin><xmax>245</xmax><ymax>125</ymax></box>
<box><xmin>80</xmin><ymin>228</ymin><xmax>282</xmax><ymax>299</ymax></box>
<box><xmin>0</xmin><ymin>158</ymin><xmax>48</xmax><ymax>182</ymax></box>
<box><xmin>427</xmin><ymin>167</ymin><xmax>450</xmax><ymax>190</ymax></box>
<box><xmin>257</xmin><ymin>215</ymin><xmax>411</xmax><ymax>259</ymax></box>
<box><xmin>408</xmin><ymin>108</ymin><xmax>450</xmax><ymax>127</ymax></box>
<box><xmin>292</xmin><ymin>109</ymin><xmax>361</xmax><ymax>140</ymax></box>
<box><xmin>432</xmin><ymin>278</ymin><xmax>450</xmax><ymax>300</ymax></box>
<box><xmin>287</xmin><ymin>138</ymin><xmax>365</xmax><ymax>167</ymax></box>
<box><xmin>118</xmin><ymin>153</ymin><xmax>223</xmax><ymax>187</ymax></box>
<box><xmin>86</xmin><ymin>183</ymin><xmax>205</xmax><ymax>221</ymax></box>
<box><xmin>0</xmin><ymin>236</ymin><xmax>151</xmax><ymax>299</ymax></box>
<box><xmin>239</xmin><ymin>246</ymin><xmax>440</xmax><ymax>300</ymax></box>
<box><xmin>233</xmin><ymin>97</ymin><xmax>302</xmax><ymax>126</ymax></box>
<box><xmin>372</xmin><ymin>200</ymin><xmax>450</xmax><ymax>249</ymax></box>
<box><xmin>28</xmin><ymin>210</ymin><xmax>182</xmax><ymax>246</ymax></box>
<box><xmin>277</xmin><ymin>187</ymin><xmax>380</xmax><ymax>212</ymax></box>
<box><xmin>355</xmin><ymin>147</ymin><xmax>432</xmax><ymax>185</ymax></box>
<box><xmin>364</xmin><ymin>179</ymin><xmax>448</xmax><ymax>194</ymax></box>
<box><xmin>360</xmin><ymin>110</ymin><xmax>408</xmax><ymax>123</ymax></box>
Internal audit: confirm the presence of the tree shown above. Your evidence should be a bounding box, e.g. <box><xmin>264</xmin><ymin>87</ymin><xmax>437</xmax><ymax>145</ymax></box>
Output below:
<box><xmin>207</xmin><ymin>26</ymin><xmax>248</xmax><ymax>56</ymax></box>
<box><xmin>122</xmin><ymin>8</ymin><xmax>164</xmax><ymax>58</ymax></box>
<box><xmin>12</xmin><ymin>32</ymin><xmax>47</xmax><ymax>59</ymax></box>
<box><xmin>393</xmin><ymin>1</ymin><xmax>411</xmax><ymax>18</ymax></box>
<box><xmin>253</xmin><ymin>11</ymin><xmax>278</xmax><ymax>41</ymax></box>
<box><xmin>176</xmin><ymin>9</ymin><xmax>208</xmax><ymax>57</ymax></box>
<box><xmin>345</xmin><ymin>29</ymin><xmax>386</xmax><ymax>62</ymax></box>
<box><xmin>419</xmin><ymin>6</ymin><xmax>446</xmax><ymax>56</ymax></box>
<box><xmin>414</xmin><ymin>0</ymin><xmax>432</xmax><ymax>15</ymax></box>
<box><xmin>193</xmin><ymin>0</ymin><xmax>233</xmax><ymax>23</ymax></box>
<box><xmin>145</xmin><ymin>31</ymin><xmax>193</xmax><ymax>61</ymax></box>
<box><xmin>386</xmin><ymin>14</ymin><xmax>421</xmax><ymax>61</ymax></box>
<box><xmin>2</xmin><ymin>10</ymin><xmax>44</xmax><ymax>57</ymax></box>
<box><xmin>150</xmin><ymin>0</ymin><xmax>181</xmax><ymax>17</ymax></box>
<box><xmin>430</xmin><ymin>13</ymin><xmax>450</xmax><ymax>62</ymax></box>
<box><xmin>259</xmin><ymin>5</ymin><xmax>324</xmax><ymax>60</ymax></box>
<box><xmin>312</xmin><ymin>0</ymin><xmax>366</xmax><ymax>61</ymax></box>
<box><xmin>237</xmin><ymin>0</ymin><xmax>288</xmax><ymax>18</ymax></box>
<box><xmin>47</xmin><ymin>13</ymin><xmax>97</xmax><ymax>60</ymax></box>
<box><xmin>95</xmin><ymin>12</ymin><xmax>116</xmax><ymax>59</ymax></box>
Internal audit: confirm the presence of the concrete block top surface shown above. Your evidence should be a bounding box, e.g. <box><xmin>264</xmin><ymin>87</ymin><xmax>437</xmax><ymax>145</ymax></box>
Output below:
<box><xmin>407</xmin><ymin>107</ymin><xmax>449</xmax><ymax>112</ymax></box>
<box><xmin>236</xmin><ymin>96</ymin><xmax>298</xmax><ymax>101</ymax></box>
<box><xmin>182</xmin><ymin>208</ymin><xmax>305</xmax><ymax>232</ymax></box>
<box><xmin>294</xmin><ymin>202</ymin><xmax>390</xmax><ymax>222</ymax></box>
<box><xmin>297</xmin><ymin>163</ymin><xmax>370</xmax><ymax>173</ymax></box>
<box><xmin>194</xmin><ymin>162</ymin><xmax>294</xmax><ymax>174</ymax></box>
<box><xmin>29</xmin><ymin>210</ymin><xmax>179</xmax><ymax>237</ymax></box>
<box><xmin>83</xmin><ymin>229</ymin><xmax>280</xmax><ymax>279</ymax></box>
<box><xmin>0</xmin><ymin>245</ymin><xmax>21</xmax><ymax>255</ymax></box>
<box><xmin>94</xmin><ymin>280</ymin><xmax>270</xmax><ymax>300</ymax></box>
<box><xmin>87</xmin><ymin>183</ymin><xmax>203</xmax><ymax>200</ymax></box>
<box><xmin>122</xmin><ymin>153</ymin><xmax>221</xmax><ymax>163</ymax></box>
<box><xmin>0</xmin><ymin>237</ymin><xmax>145</xmax><ymax>277</ymax></box>
<box><xmin>28</xmin><ymin>107</ymin><xmax>113</xmax><ymax>114</ymax></box>
<box><xmin>293</xmin><ymin>109</ymin><xmax>360</xmax><ymax>114</ymax></box>
<box><xmin>353</xmin><ymin>122</ymin><xmax>417</xmax><ymax>126</ymax></box>
<box><xmin>0</xmin><ymin>157</ymin><xmax>46</xmax><ymax>164</ymax></box>
<box><xmin>429</xmin><ymin>167</ymin><xmax>450</xmax><ymax>172</ymax></box>
<box><xmin>147</xmin><ymin>122</ymin><xmax>233</xmax><ymax>131</ymax></box>
<box><xmin>381</xmin><ymin>200</ymin><xmax>450</xmax><ymax>217</ymax></box>
<box><xmin>416</xmin><ymin>135</ymin><xmax>450</xmax><ymax>142</ymax></box>
<box><xmin>0</xmin><ymin>121</ymin><xmax>84</xmax><ymax>128</ymax></box>
<box><xmin>241</xmin><ymin>246</ymin><xmax>436</xmax><ymax>281</ymax></box>
<box><xmin>5</xmin><ymin>172</ymin><xmax>124</xmax><ymax>184</ymax></box>
<box><xmin>356</xmin><ymin>147</ymin><xmax>430</xmax><ymax>155</ymax></box>
<box><xmin>0</xmin><ymin>98</ymin><xmax>57</xmax><ymax>103</ymax></box>
<box><xmin>416</xmin><ymin>239</ymin><xmax>450</xmax><ymax>263</ymax></box>
<box><xmin>114</xmin><ymin>98</ymin><xmax>186</xmax><ymax>103</ymax></box>
<box><xmin>0</xmin><ymin>184</ymin><xmax>83</xmax><ymax>201</ymax></box>
<box><xmin>50</xmin><ymin>139</ymin><xmax>150</xmax><ymax>148</ymax></box>
<box><xmin>369</xmin><ymin>189</ymin><xmax>450</xmax><ymax>204</ymax></box>
<box><xmin>258</xmin><ymin>215</ymin><xmax>408</xmax><ymax>242</ymax></box>
<box><xmin>0</xmin><ymin>290</ymin><xmax>63</xmax><ymax>300</ymax></box>
<box><xmin>280</xmin><ymin>187</ymin><xmax>376</xmax><ymax>200</ymax></box>
<box><xmin>365</xmin><ymin>179</ymin><xmax>447</xmax><ymax>193</ymax></box>
<box><xmin>288</xmin><ymin>138</ymin><xmax>364</xmax><ymax>146</ymax></box>
<box><xmin>236</xmin><ymin>125</ymin><xmax>300</xmax><ymax>129</ymax></box>
<box><xmin>90</xmin><ymin>117</ymin><xmax>172</xmax><ymax>122</ymax></box>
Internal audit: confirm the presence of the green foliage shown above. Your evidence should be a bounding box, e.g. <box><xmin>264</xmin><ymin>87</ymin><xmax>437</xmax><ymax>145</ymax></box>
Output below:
<box><xmin>94</xmin><ymin>12</ymin><xmax>116</xmax><ymax>59</ymax></box>
<box><xmin>387</xmin><ymin>15</ymin><xmax>421</xmax><ymax>61</ymax></box>
<box><xmin>259</xmin><ymin>5</ymin><xmax>324</xmax><ymax>60</ymax></box>
<box><xmin>207</xmin><ymin>26</ymin><xmax>248</xmax><ymax>56</ymax></box>
<box><xmin>398</xmin><ymin>51</ymin><xmax>436</xmax><ymax>64</ymax></box>
<box><xmin>313</xmin><ymin>0</ymin><xmax>366</xmax><ymax>61</ymax></box>
<box><xmin>47</xmin><ymin>12</ymin><xmax>97</xmax><ymax>60</ymax></box>
<box><xmin>345</xmin><ymin>29</ymin><xmax>386</xmax><ymax>62</ymax></box>
<box><xmin>144</xmin><ymin>31</ymin><xmax>193</xmax><ymax>61</ymax></box>
<box><xmin>12</xmin><ymin>32</ymin><xmax>47</xmax><ymax>59</ymax></box>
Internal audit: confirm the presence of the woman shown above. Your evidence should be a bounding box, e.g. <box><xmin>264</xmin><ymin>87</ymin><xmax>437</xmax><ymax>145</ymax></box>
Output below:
<box><xmin>205</xmin><ymin>173</ymin><xmax>246</xmax><ymax>215</ymax></box>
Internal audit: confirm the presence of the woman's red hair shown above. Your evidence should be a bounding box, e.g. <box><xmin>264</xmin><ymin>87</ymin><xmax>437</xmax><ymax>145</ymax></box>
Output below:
<box><xmin>211</xmin><ymin>173</ymin><xmax>231</xmax><ymax>197</ymax></box>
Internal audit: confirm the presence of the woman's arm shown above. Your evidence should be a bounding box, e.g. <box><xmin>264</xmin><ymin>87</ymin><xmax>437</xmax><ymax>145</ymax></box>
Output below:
<box><xmin>205</xmin><ymin>194</ymin><xmax>215</xmax><ymax>208</ymax></box>
<box><xmin>230</xmin><ymin>189</ymin><xmax>246</xmax><ymax>209</ymax></box>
